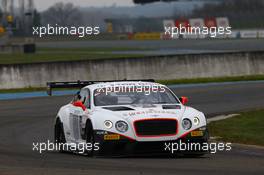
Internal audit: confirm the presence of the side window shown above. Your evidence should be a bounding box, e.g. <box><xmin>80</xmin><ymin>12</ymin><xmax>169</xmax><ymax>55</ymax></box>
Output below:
<box><xmin>76</xmin><ymin>89</ymin><xmax>91</xmax><ymax>108</ymax></box>
<box><xmin>79</xmin><ymin>89</ymin><xmax>86</xmax><ymax>104</ymax></box>
<box><xmin>84</xmin><ymin>89</ymin><xmax>91</xmax><ymax>109</ymax></box>
<box><xmin>79</xmin><ymin>89</ymin><xmax>90</xmax><ymax>108</ymax></box>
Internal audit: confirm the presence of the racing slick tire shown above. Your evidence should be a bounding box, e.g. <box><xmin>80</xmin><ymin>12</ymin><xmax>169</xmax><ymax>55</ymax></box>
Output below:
<box><xmin>54</xmin><ymin>118</ymin><xmax>66</xmax><ymax>153</ymax></box>
<box><xmin>85</xmin><ymin>121</ymin><xmax>95</xmax><ymax>157</ymax></box>
<box><xmin>183</xmin><ymin>128</ymin><xmax>209</xmax><ymax>158</ymax></box>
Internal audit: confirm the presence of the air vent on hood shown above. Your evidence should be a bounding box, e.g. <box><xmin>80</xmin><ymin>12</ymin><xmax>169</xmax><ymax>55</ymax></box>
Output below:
<box><xmin>162</xmin><ymin>105</ymin><xmax>181</xmax><ymax>110</ymax></box>
<box><xmin>103</xmin><ymin>106</ymin><xmax>135</xmax><ymax>111</ymax></box>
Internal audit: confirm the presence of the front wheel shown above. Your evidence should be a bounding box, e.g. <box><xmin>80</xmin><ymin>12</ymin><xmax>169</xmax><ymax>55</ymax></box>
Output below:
<box><xmin>54</xmin><ymin>119</ymin><xmax>66</xmax><ymax>152</ymax></box>
<box><xmin>85</xmin><ymin>121</ymin><xmax>95</xmax><ymax>157</ymax></box>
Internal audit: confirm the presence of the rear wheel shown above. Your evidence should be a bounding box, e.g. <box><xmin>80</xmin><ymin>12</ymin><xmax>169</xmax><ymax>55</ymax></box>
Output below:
<box><xmin>54</xmin><ymin>119</ymin><xmax>66</xmax><ymax>152</ymax></box>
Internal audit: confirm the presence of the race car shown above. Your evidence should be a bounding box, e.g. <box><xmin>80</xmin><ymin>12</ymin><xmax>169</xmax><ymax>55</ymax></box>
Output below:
<box><xmin>48</xmin><ymin>80</ymin><xmax>208</xmax><ymax>156</ymax></box>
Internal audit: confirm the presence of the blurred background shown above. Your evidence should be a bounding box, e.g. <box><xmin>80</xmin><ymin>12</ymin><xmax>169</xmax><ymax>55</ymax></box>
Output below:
<box><xmin>0</xmin><ymin>0</ymin><xmax>264</xmax><ymax>89</ymax></box>
<box><xmin>0</xmin><ymin>0</ymin><xmax>264</xmax><ymax>54</ymax></box>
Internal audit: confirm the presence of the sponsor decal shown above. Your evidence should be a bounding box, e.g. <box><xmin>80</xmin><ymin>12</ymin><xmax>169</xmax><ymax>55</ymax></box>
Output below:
<box><xmin>104</xmin><ymin>134</ymin><xmax>120</xmax><ymax>140</ymax></box>
<box><xmin>123</xmin><ymin>109</ymin><xmax>176</xmax><ymax>117</ymax></box>
<box><xmin>96</xmin><ymin>131</ymin><xmax>108</xmax><ymax>135</ymax></box>
<box><xmin>191</xmin><ymin>131</ymin><xmax>204</xmax><ymax>137</ymax></box>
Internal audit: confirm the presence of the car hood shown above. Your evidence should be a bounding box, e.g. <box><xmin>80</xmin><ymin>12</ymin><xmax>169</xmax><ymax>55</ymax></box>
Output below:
<box><xmin>96</xmin><ymin>104</ymin><xmax>185</xmax><ymax>121</ymax></box>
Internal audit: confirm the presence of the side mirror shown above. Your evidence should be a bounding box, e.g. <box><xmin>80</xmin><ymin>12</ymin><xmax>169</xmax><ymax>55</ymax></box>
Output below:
<box><xmin>73</xmin><ymin>101</ymin><xmax>86</xmax><ymax>111</ymax></box>
<box><xmin>180</xmin><ymin>96</ymin><xmax>188</xmax><ymax>105</ymax></box>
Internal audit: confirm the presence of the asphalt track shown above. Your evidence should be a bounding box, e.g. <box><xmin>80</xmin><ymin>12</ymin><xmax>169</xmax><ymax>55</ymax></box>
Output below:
<box><xmin>0</xmin><ymin>81</ymin><xmax>264</xmax><ymax>174</ymax></box>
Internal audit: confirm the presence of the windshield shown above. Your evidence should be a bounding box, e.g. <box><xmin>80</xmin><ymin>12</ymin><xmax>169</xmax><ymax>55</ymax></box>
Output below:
<box><xmin>93</xmin><ymin>86</ymin><xmax>179</xmax><ymax>106</ymax></box>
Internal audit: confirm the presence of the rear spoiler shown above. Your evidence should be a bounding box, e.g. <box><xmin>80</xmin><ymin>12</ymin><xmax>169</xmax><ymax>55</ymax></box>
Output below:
<box><xmin>47</xmin><ymin>79</ymin><xmax>155</xmax><ymax>96</ymax></box>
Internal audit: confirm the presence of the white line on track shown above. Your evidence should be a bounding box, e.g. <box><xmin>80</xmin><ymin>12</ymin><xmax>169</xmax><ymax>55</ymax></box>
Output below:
<box><xmin>207</xmin><ymin>114</ymin><xmax>240</xmax><ymax>123</ymax></box>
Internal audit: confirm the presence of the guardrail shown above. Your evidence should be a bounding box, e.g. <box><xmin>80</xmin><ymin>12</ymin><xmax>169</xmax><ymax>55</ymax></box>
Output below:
<box><xmin>1</xmin><ymin>51</ymin><xmax>264</xmax><ymax>89</ymax></box>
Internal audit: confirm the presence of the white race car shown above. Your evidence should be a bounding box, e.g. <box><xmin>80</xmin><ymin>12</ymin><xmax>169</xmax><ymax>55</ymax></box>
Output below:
<box><xmin>48</xmin><ymin>80</ymin><xmax>208</xmax><ymax>156</ymax></box>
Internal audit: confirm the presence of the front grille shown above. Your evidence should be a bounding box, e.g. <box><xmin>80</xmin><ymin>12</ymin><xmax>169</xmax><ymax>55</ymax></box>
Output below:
<box><xmin>134</xmin><ymin>119</ymin><xmax>177</xmax><ymax>137</ymax></box>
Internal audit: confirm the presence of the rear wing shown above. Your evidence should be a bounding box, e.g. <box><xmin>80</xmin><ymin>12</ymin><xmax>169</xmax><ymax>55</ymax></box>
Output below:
<box><xmin>47</xmin><ymin>79</ymin><xmax>155</xmax><ymax>96</ymax></box>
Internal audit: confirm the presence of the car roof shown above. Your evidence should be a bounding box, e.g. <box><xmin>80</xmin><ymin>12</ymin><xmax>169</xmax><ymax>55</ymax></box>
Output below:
<box><xmin>83</xmin><ymin>81</ymin><xmax>166</xmax><ymax>91</ymax></box>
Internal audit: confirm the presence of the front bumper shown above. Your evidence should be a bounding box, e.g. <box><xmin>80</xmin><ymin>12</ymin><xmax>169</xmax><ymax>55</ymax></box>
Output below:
<box><xmin>93</xmin><ymin>127</ymin><xmax>209</xmax><ymax>156</ymax></box>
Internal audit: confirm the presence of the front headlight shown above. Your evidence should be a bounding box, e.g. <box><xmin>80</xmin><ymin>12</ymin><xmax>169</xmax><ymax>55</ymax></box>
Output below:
<box><xmin>193</xmin><ymin>117</ymin><xmax>200</xmax><ymax>126</ymax></box>
<box><xmin>182</xmin><ymin>118</ymin><xmax>192</xmax><ymax>130</ymax></box>
<box><xmin>115</xmin><ymin>121</ymin><xmax>128</xmax><ymax>133</ymax></box>
<box><xmin>104</xmin><ymin>120</ymin><xmax>113</xmax><ymax>129</ymax></box>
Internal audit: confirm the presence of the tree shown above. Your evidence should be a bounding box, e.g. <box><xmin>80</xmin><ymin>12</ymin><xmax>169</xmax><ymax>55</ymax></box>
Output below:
<box><xmin>33</xmin><ymin>10</ymin><xmax>41</xmax><ymax>26</ymax></box>
<box><xmin>41</xmin><ymin>2</ymin><xmax>83</xmax><ymax>26</ymax></box>
<box><xmin>190</xmin><ymin>0</ymin><xmax>264</xmax><ymax>28</ymax></box>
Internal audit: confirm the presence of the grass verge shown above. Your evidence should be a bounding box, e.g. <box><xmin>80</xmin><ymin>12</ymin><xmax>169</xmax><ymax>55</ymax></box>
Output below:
<box><xmin>38</xmin><ymin>47</ymin><xmax>150</xmax><ymax>52</ymax></box>
<box><xmin>157</xmin><ymin>75</ymin><xmax>264</xmax><ymax>85</ymax></box>
<box><xmin>0</xmin><ymin>53</ymin><xmax>142</xmax><ymax>65</ymax></box>
<box><xmin>208</xmin><ymin>109</ymin><xmax>264</xmax><ymax>146</ymax></box>
<box><xmin>0</xmin><ymin>87</ymin><xmax>46</xmax><ymax>93</ymax></box>
<box><xmin>0</xmin><ymin>47</ymin><xmax>151</xmax><ymax>65</ymax></box>
<box><xmin>0</xmin><ymin>75</ymin><xmax>264</xmax><ymax>94</ymax></box>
